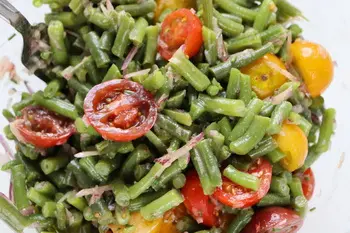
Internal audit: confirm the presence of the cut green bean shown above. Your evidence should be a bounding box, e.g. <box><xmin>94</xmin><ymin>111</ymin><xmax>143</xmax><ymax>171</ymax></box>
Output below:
<box><xmin>112</xmin><ymin>178</ymin><xmax>130</xmax><ymax>207</ymax></box>
<box><xmin>143</xmin><ymin>25</ymin><xmax>159</xmax><ymax>66</ymax></box>
<box><xmin>99</xmin><ymin>31</ymin><xmax>115</xmax><ymax>52</ymax></box>
<box><xmin>48</xmin><ymin>20</ymin><xmax>68</xmax><ymax>65</ymax></box>
<box><xmin>248</xmin><ymin>136</ymin><xmax>278</xmax><ymax>159</ymax></box>
<box><xmin>103</xmin><ymin>64</ymin><xmax>122</xmax><ymax>82</ymax></box>
<box><xmin>129</xmin><ymin>17</ymin><xmax>149</xmax><ymax>47</ymax></box>
<box><xmin>227</xmin><ymin>33</ymin><xmax>262</xmax><ymax>53</ymax></box>
<box><xmin>224</xmin><ymin>165</ymin><xmax>260</xmax><ymax>191</ymax></box>
<box><xmin>112</xmin><ymin>12</ymin><xmax>135</xmax><ymax>58</ymax></box>
<box><xmin>44</xmin><ymin>79</ymin><xmax>63</xmax><ymax>98</ymax></box>
<box><xmin>213</xmin><ymin>9</ymin><xmax>244</xmax><ymax>37</ymax></box>
<box><xmin>200</xmin><ymin>94</ymin><xmax>247</xmax><ymax>117</ymax></box>
<box><xmin>270</xmin><ymin>176</ymin><xmax>290</xmax><ymax>197</ymax></box>
<box><xmin>266</xmin><ymin>148</ymin><xmax>286</xmax><ymax>163</ymax></box>
<box><xmin>128</xmin><ymin>191</ymin><xmax>167</xmax><ymax>212</ymax></box>
<box><xmin>67</xmin><ymin>159</ymin><xmax>95</xmax><ymax>188</ymax></box>
<box><xmin>56</xmin><ymin>203</ymin><xmax>67</xmax><ymax>230</ymax></box>
<box><xmin>121</xmin><ymin>144</ymin><xmax>152</xmax><ymax>179</ymax></box>
<box><xmin>27</xmin><ymin>187</ymin><xmax>52</xmax><ymax>207</ymax></box>
<box><xmin>156</xmin><ymin>114</ymin><xmax>192</xmax><ymax>142</ymax></box>
<box><xmin>34</xmin><ymin>181</ymin><xmax>57</xmax><ymax>197</ymax></box>
<box><xmin>288</xmin><ymin>112</ymin><xmax>312</xmax><ymax>136</ymax></box>
<box><xmin>85</xmin><ymin>31</ymin><xmax>110</xmax><ymax>68</ymax></box>
<box><xmin>316</xmin><ymin>108</ymin><xmax>336</xmax><ymax>153</ymax></box>
<box><xmin>11</xmin><ymin>165</ymin><xmax>31</xmax><ymax>211</ymax></box>
<box><xmin>143</xmin><ymin>70</ymin><xmax>166</xmax><ymax>92</ymax></box>
<box><xmin>84</xmin><ymin>6</ymin><xmax>111</xmax><ymax>30</ymax></box>
<box><xmin>202</xmin><ymin>26</ymin><xmax>217</xmax><ymax>65</ymax></box>
<box><xmin>267</xmin><ymin>101</ymin><xmax>292</xmax><ymax>135</ymax></box>
<box><xmin>134</xmin><ymin>163</ymin><xmax>152</xmax><ymax>181</ymax></box>
<box><xmin>239</xmin><ymin>74</ymin><xmax>252</xmax><ymax>105</ymax></box>
<box><xmin>166</xmin><ymin>90</ymin><xmax>186</xmax><ymax>109</ymax></box>
<box><xmin>145</xmin><ymin>131</ymin><xmax>168</xmax><ymax>153</ymax></box>
<box><xmin>227</xmin><ymin>68</ymin><xmax>241</xmax><ymax>99</ymax></box>
<box><xmin>227</xmin><ymin>209</ymin><xmax>254</xmax><ymax>233</ymax></box>
<box><xmin>172</xmin><ymin>173</ymin><xmax>186</xmax><ymax>189</ymax></box>
<box><xmin>257</xmin><ymin>193</ymin><xmax>291</xmax><ymax>207</ymax></box>
<box><xmin>164</xmin><ymin>109</ymin><xmax>193</xmax><ymax>126</ymax></box>
<box><xmin>253</xmin><ymin>0</ymin><xmax>275</xmax><ymax>32</ymax></box>
<box><xmin>45</xmin><ymin>12</ymin><xmax>86</xmax><ymax>28</ymax></box>
<box><xmin>79</xmin><ymin>157</ymin><xmax>106</xmax><ymax>183</ymax></box>
<box><xmin>40</xmin><ymin>154</ymin><xmax>69</xmax><ymax>175</ymax></box>
<box><xmin>42</xmin><ymin>202</ymin><xmax>57</xmax><ymax>218</ymax></box>
<box><xmin>115</xmin><ymin>1</ymin><xmax>156</xmax><ymax>17</ymax></box>
<box><xmin>214</xmin><ymin>0</ymin><xmax>257</xmax><ymax>22</ymax></box>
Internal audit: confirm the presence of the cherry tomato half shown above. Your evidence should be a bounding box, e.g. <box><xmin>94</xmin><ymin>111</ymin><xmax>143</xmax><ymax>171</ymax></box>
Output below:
<box><xmin>181</xmin><ymin>170</ymin><xmax>219</xmax><ymax>227</ymax></box>
<box><xmin>84</xmin><ymin>80</ymin><xmax>158</xmax><ymax>142</ymax></box>
<box><xmin>212</xmin><ymin>159</ymin><xmax>272</xmax><ymax>209</ymax></box>
<box><xmin>158</xmin><ymin>8</ymin><xmax>203</xmax><ymax>60</ymax></box>
<box><xmin>296</xmin><ymin>168</ymin><xmax>315</xmax><ymax>200</ymax></box>
<box><xmin>10</xmin><ymin>106</ymin><xmax>75</xmax><ymax>148</ymax></box>
<box><xmin>242</xmin><ymin>207</ymin><xmax>303</xmax><ymax>233</ymax></box>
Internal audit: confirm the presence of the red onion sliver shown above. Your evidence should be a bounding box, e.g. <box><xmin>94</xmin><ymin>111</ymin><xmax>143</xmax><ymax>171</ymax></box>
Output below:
<box><xmin>76</xmin><ymin>185</ymin><xmax>113</xmax><ymax>198</ymax></box>
<box><xmin>8</xmin><ymin>182</ymin><xmax>13</xmax><ymax>202</ymax></box>
<box><xmin>20</xmin><ymin>206</ymin><xmax>35</xmax><ymax>216</ymax></box>
<box><xmin>0</xmin><ymin>134</ymin><xmax>14</xmax><ymax>160</ymax></box>
<box><xmin>122</xmin><ymin>46</ymin><xmax>139</xmax><ymax>71</ymax></box>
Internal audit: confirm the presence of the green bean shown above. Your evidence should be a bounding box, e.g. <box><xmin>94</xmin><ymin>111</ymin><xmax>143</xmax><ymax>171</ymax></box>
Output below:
<box><xmin>18</xmin><ymin>143</ymin><xmax>39</xmax><ymax>160</ymax></box>
<box><xmin>12</xmin><ymin>97</ymin><xmax>34</xmax><ymax>115</ymax></box>
<box><xmin>44</xmin><ymin>79</ymin><xmax>63</xmax><ymax>98</ymax></box>
<box><xmin>99</xmin><ymin>31</ymin><xmax>115</xmax><ymax>52</ymax></box>
<box><xmin>129</xmin><ymin>17</ymin><xmax>149</xmax><ymax>47</ymax></box>
<box><xmin>267</xmin><ymin>101</ymin><xmax>293</xmax><ymax>135</ymax></box>
<box><xmin>134</xmin><ymin>164</ymin><xmax>152</xmax><ymax>181</ymax></box>
<box><xmin>90</xmin><ymin>199</ymin><xmax>114</xmax><ymax>225</ymax></box>
<box><xmin>68</xmin><ymin>77</ymin><xmax>90</xmax><ymax>97</ymax></box>
<box><xmin>27</xmin><ymin>187</ymin><xmax>52</xmax><ymax>207</ymax></box>
<box><xmin>56</xmin><ymin>203</ymin><xmax>67</xmax><ymax>230</ymax></box>
<box><xmin>79</xmin><ymin>223</ymin><xmax>92</xmax><ymax>233</ymax></box>
<box><xmin>164</xmin><ymin>109</ymin><xmax>193</xmax><ymax>127</ymax></box>
<box><xmin>249</xmin><ymin>136</ymin><xmax>278</xmax><ymax>159</ymax></box>
<box><xmin>226</xmin><ymin>68</ymin><xmax>241</xmax><ymax>99</ymax></box>
<box><xmin>239</xmin><ymin>74</ymin><xmax>252</xmax><ymax>105</ymax></box>
<box><xmin>96</xmin><ymin>140</ymin><xmax>134</xmax><ymax>157</ymax></box>
<box><xmin>230</xmin><ymin>115</ymin><xmax>271</xmax><ymax>155</ymax></box>
<box><xmin>3</xmin><ymin>125</ymin><xmax>14</xmax><ymax>140</ymax></box>
<box><xmin>83</xmin><ymin>207</ymin><xmax>95</xmax><ymax>221</ymax></box>
<box><xmin>227</xmin><ymin>33</ymin><xmax>262</xmax><ymax>53</ymax></box>
<box><xmin>289</xmin><ymin>24</ymin><xmax>303</xmax><ymax>41</ymax></box>
<box><xmin>84</xmin><ymin>6</ymin><xmax>111</xmax><ymax>30</ymax></box>
<box><xmin>200</xmin><ymin>94</ymin><xmax>247</xmax><ymax>117</ymax></box>
<box><xmin>228</xmin><ymin>98</ymin><xmax>264</xmax><ymax>142</ymax></box>
<box><xmin>0</xmin><ymin>194</ymin><xmax>30</xmax><ymax>232</ymax></box>
<box><xmin>65</xmin><ymin>192</ymin><xmax>87</xmax><ymax>212</ymax></box>
<box><xmin>143</xmin><ymin>70</ymin><xmax>166</xmax><ymax>91</ymax></box>
<box><xmin>15</xmin><ymin>152</ymin><xmax>42</xmax><ymax>183</ymax></box>
<box><xmin>260</xmin><ymin>101</ymin><xmax>275</xmax><ymax>116</ymax></box>
<box><xmin>190</xmin><ymin>99</ymin><xmax>206</xmax><ymax>120</ymax></box>
<box><xmin>156</xmin><ymin>114</ymin><xmax>192</xmax><ymax>142</ymax></box>
<box><xmin>1</xmin><ymin>160</ymin><xmax>20</xmax><ymax>171</ymax></box>
<box><xmin>316</xmin><ymin>108</ymin><xmax>336</xmax><ymax>153</ymax></box>
<box><xmin>103</xmin><ymin>64</ymin><xmax>122</xmax><ymax>82</ymax></box>
<box><xmin>217</xmin><ymin>117</ymin><xmax>232</xmax><ymax>143</ymax></box>
<box><xmin>259</xmin><ymin>25</ymin><xmax>287</xmax><ymax>53</ymax></box>
<box><xmin>227</xmin><ymin>208</ymin><xmax>254</xmax><ymax>233</ymax></box>
<box><xmin>45</xmin><ymin>12</ymin><xmax>86</xmax><ymax>28</ymax></box>
<box><xmin>202</xmin><ymin>26</ymin><xmax>218</xmax><ymax>65</ymax></box>
<box><xmin>253</xmin><ymin>0</ymin><xmax>274</xmax><ymax>32</ymax></box>
<box><xmin>191</xmin><ymin>148</ymin><xmax>213</xmax><ymax>195</ymax></box>
<box><xmin>68</xmin><ymin>209</ymin><xmax>83</xmax><ymax>232</ymax></box>
<box><xmin>42</xmin><ymin>202</ymin><xmax>57</xmax><ymax>218</ymax></box>
<box><xmin>140</xmin><ymin>189</ymin><xmax>184</xmax><ymax>221</ymax></box>
<box><xmin>116</xmin><ymin>206</ymin><xmax>130</xmax><ymax>225</ymax></box>
<box><xmin>213</xmin><ymin>9</ymin><xmax>244</xmax><ymax>37</ymax></box>
<box><xmin>32</xmin><ymin>91</ymin><xmax>79</xmax><ymax>120</ymax></box>
<box><xmin>115</xmin><ymin>1</ymin><xmax>156</xmax><ymax>17</ymax></box>
<box><xmin>267</xmin><ymin>148</ymin><xmax>286</xmax><ymax>163</ymax></box>
<box><xmin>68</xmin><ymin>0</ymin><xmax>83</xmax><ymax>14</ymax></box>
<box><xmin>172</xmin><ymin>173</ymin><xmax>186</xmax><ymax>189</ymax></box>
<box><xmin>143</xmin><ymin>25</ymin><xmax>159</xmax><ymax>66</ymax></box>
<box><xmin>276</xmin><ymin>0</ymin><xmax>303</xmax><ymax>19</ymax></box>
<box><xmin>112</xmin><ymin>178</ymin><xmax>130</xmax><ymax>207</ymax></box>
<box><xmin>289</xmin><ymin>177</ymin><xmax>308</xmax><ymax>217</ymax></box>
<box><xmin>214</xmin><ymin>0</ymin><xmax>257</xmax><ymax>22</ymax></box>
<box><xmin>67</xmin><ymin>159</ymin><xmax>95</xmax><ymax>188</ymax></box>
<box><xmin>169</xmin><ymin>49</ymin><xmax>211</xmax><ymax>92</ymax></box>
<box><xmin>2</xmin><ymin>109</ymin><xmax>14</xmax><ymax>121</ymax></box>
<box><xmin>40</xmin><ymin>154</ymin><xmax>69</xmax><ymax>175</ymax></box>
<box><xmin>112</xmin><ymin>11</ymin><xmax>135</xmax><ymax>58</ymax></box>
<box><xmin>69</xmin><ymin>56</ymin><xmax>89</xmax><ymax>83</ymax></box>
<box><xmin>95</xmin><ymin>158</ymin><xmax>119</xmax><ymax>178</ymax></box>
<box><xmin>128</xmin><ymin>190</ymin><xmax>167</xmax><ymax>212</ymax></box>
<box><xmin>288</xmin><ymin>112</ymin><xmax>312</xmax><ymax>136</ymax></box>
<box><xmin>224</xmin><ymin>165</ymin><xmax>260</xmax><ymax>191</ymax></box>
<box><xmin>34</xmin><ymin>181</ymin><xmax>57</xmax><ymax>197</ymax></box>
<box><xmin>79</xmin><ymin>157</ymin><xmax>106</xmax><ymax>183</ymax></box>
<box><xmin>49</xmin><ymin>169</ymin><xmax>76</xmax><ymax>188</ymax></box>
<box><xmin>166</xmin><ymin>90</ymin><xmax>186</xmax><ymax>109</ymax></box>
<box><xmin>257</xmin><ymin>193</ymin><xmax>291</xmax><ymax>207</ymax></box>
<box><xmin>121</xmin><ymin>144</ymin><xmax>152</xmax><ymax>179</ymax></box>
<box><xmin>85</xmin><ymin>31</ymin><xmax>110</xmax><ymax>68</ymax></box>
<box><xmin>270</xmin><ymin>176</ymin><xmax>290</xmax><ymax>197</ymax></box>
<box><xmin>11</xmin><ymin>165</ymin><xmax>31</xmax><ymax>211</ymax></box>
<box><xmin>145</xmin><ymin>131</ymin><xmax>168</xmax><ymax>153</ymax></box>
<box><xmin>48</xmin><ymin>20</ymin><xmax>68</xmax><ymax>65</ymax></box>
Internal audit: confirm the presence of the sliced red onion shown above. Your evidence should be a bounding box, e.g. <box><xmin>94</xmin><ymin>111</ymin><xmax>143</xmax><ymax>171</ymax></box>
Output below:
<box><xmin>265</xmin><ymin>60</ymin><xmax>299</xmax><ymax>82</ymax></box>
<box><xmin>156</xmin><ymin>133</ymin><xmax>204</xmax><ymax>169</ymax></box>
<box><xmin>209</xmin><ymin>130</ymin><xmax>221</xmax><ymax>137</ymax></box>
<box><xmin>269</xmin><ymin>86</ymin><xmax>294</xmax><ymax>105</ymax></box>
<box><xmin>0</xmin><ymin>134</ymin><xmax>14</xmax><ymax>160</ymax></box>
<box><xmin>124</xmin><ymin>68</ymin><xmax>151</xmax><ymax>79</ymax></box>
<box><xmin>157</xmin><ymin>38</ymin><xmax>168</xmax><ymax>49</ymax></box>
<box><xmin>74</xmin><ymin>151</ymin><xmax>100</xmax><ymax>158</ymax></box>
<box><xmin>284</xmin><ymin>32</ymin><xmax>293</xmax><ymax>68</ymax></box>
<box><xmin>213</xmin><ymin>18</ymin><xmax>228</xmax><ymax>61</ymax></box>
<box><xmin>190</xmin><ymin>8</ymin><xmax>196</xmax><ymax>14</ymax></box>
<box><xmin>76</xmin><ymin>185</ymin><xmax>113</xmax><ymax>198</ymax></box>
<box><xmin>122</xmin><ymin>46</ymin><xmax>139</xmax><ymax>71</ymax></box>
<box><xmin>20</xmin><ymin>206</ymin><xmax>35</xmax><ymax>216</ymax></box>
<box><xmin>106</xmin><ymin>0</ymin><xmax>114</xmax><ymax>11</ymax></box>
<box><xmin>156</xmin><ymin>94</ymin><xmax>168</xmax><ymax>108</ymax></box>
<box><xmin>0</xmin><ymin>192</ymin><xmax>13</xmax><ymax>204</ymax></box>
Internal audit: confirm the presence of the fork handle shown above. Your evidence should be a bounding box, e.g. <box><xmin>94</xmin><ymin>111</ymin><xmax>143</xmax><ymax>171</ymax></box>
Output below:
<box><xmin>0</xmin><ymin>0</ymin><xmax>30</xmax><ymax>34</ymax></box>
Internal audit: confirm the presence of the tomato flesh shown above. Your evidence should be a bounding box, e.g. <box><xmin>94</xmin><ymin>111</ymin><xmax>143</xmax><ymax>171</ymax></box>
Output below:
<box><xmin>158</xmin><ymin>8</ymin><xmax>203</xmax><ymax>60</ymax></box>
<box><xmin>212</xmin><ymin>159</ymin><xmax>272</xmax><ymax>209</ymax></box>
<box><xmin>181</xmin><ymin>170</ymin><xmax>219</xmax><ymax>227</ymax></box>
<box><xmin>242</xmin><ymin>207</ymin><xmax>303</xmax><ymax>233</ymax></box>
<box><xmin>297</xmin><ymin>168</ymin><xmax>315</xmax><ymax>200</ymax></box>
<box><xmin>11</xmin><ymin>106</ymin><xmax>75</xmax><ymax>148</ymax></box>
<box><xmin>84</xmin><ymin>80</ymin><xmax>158</xmax><ymax>142</ymax></box>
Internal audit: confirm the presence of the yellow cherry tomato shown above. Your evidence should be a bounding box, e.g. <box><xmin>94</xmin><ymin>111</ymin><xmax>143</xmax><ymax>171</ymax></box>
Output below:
<box><xmin>290</xmin><ymin>40</ymin><xmax>334</xmax><ymax>97</ymax></box>
<box><xmin>155</xmin><ymin>0</ymin><xmax>196</xmax><ymax>21</ymax></box>
<box><xmin>110</xmin><ymin>212</ymin><xmax>163</xmax><ymax>233</ymax></box>
<box><xmin>241</xmin><ymin>53</ymin><xmax>288</xmax><ymax>99</ymax></box>
<box><xmin>273</xmin><ymin>123</ymin><xmax>308</xmax><ymax>172</ymax></box>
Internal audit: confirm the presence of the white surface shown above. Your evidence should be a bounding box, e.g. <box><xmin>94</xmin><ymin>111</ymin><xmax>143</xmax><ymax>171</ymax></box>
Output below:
<box><xmin>0</xmin><ymin>0</ymin><xmax>350</xmax><ymax>232</ymax></box>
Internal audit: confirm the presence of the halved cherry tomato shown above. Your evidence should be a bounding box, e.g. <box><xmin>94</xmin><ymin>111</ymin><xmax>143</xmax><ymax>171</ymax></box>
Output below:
<box><xmin>290</xmin><ymin>40</ymin><xmax>334</xmax><ymax>97</ymax></box>
<box><xmin>10</xmin><ymin>106</ymin><xmax>75</xmax><ymax>148</ymax></box>
<box><xmin>154</xmin><ymin>0</ymin><xmax>196</xmax><ymax>22</ymax></box>
<box><xmin>110</xmin><ymin>212</ymin><xmax>163</xmax><ymax>233</ymax></box>
<box><xmin>273</xmin><ymin>122</ymin><xmax>308</xmax><ymax>172</ymax></box>
<box><xmin>241</xmin><ymin>53</ymin><xmax>288</xmax><ymax>99</ymax></box>
<box><xmin>242</xmin><ymin>207</ymin><xmax>303</xmax><ymax>233</ymax></box>
<box><xmin>212</xmin><ymin>158</ymin><xmax>272</xmax><ymax>209</ymax></box>
<box><xmin>296</xmin><ymin>168</ymin><xmax>315</xmax><ymax>200</ymax></box>
<box><xmin>84</xmin><ymin>80</ymin><xmax>158</xmax><ymax>142</ymax></box>
<box><xmin>181</xmin><ymin>170</ymin><xmax>219</xmax><ymax>227</ymax></box>
<box><xmin>158</xmin><ymin>9</ymin><xmax>203</xmax><ymax>60</ymax></box>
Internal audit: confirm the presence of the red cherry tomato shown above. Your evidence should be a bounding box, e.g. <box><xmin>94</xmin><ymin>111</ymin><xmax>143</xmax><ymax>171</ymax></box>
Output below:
<box><xmin>297</xmin><ymin>168</ymin><xmax>315</xmax><ymax>200</ymax></box>
<box><xmin>84</xmin><ymin>80</ymin><xmax>157</xmax><ymax>142</ymax></box>
<box><xmin>10</xmin><ymin>106</ymin><xmax>75</xmax><ymax>148</ymax></box>
<box><xmin>212</xmin><ymin>159</ymin><xmax>272</xmax><ymax>209</ymax></box>
<box><xmin>242</xmin><ymin>207</ymin><xmax>304</xmax><ymax>233</ymax></box>
<box><xmin>158</xmin><ymin>8</ymin><xmax>203</xmax><ymax>60</ymax></box>
<box><xmin>181</xmin><ymin>170</ymin><xmax>219</xmax><ymax>227</ymax></box>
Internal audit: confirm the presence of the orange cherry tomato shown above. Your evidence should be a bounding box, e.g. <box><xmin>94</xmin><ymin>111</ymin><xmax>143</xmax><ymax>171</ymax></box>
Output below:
<box><xmin>158</xmin><ymin>9</ymin><xmax>203</xmax><ymax>60</ymax></box>
<box><xmin>155</xmin><ymin>0</ymin><xmax>196</xmax><ymax>21</ymax></box>
<box><xmin>241</xmin><ymin>53</ymin><xmax>288</xmax><ymax>99</ymax></box>
<box><xmin>290</xmin><ymin>40</ymin><xmax>334</xmax><ymax>97</ymax></box>
<box><xmin>273</xmin><ymin>123</ymin><xmax>308</xmax><ymax>172</ymax></box>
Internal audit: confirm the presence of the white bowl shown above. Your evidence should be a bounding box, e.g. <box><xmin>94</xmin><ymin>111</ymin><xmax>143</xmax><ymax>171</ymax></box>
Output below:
<box><xmin>0</xmin><ymin>0</ymin><xmax>350</xmax><ymax>232</ymax></box>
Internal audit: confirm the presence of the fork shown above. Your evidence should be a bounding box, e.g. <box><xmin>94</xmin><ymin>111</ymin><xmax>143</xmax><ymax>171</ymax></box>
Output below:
<box><xmin>0</xmin><ymin>0</ymin><xmax>48</xmax><ymax>74</ymax></box>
